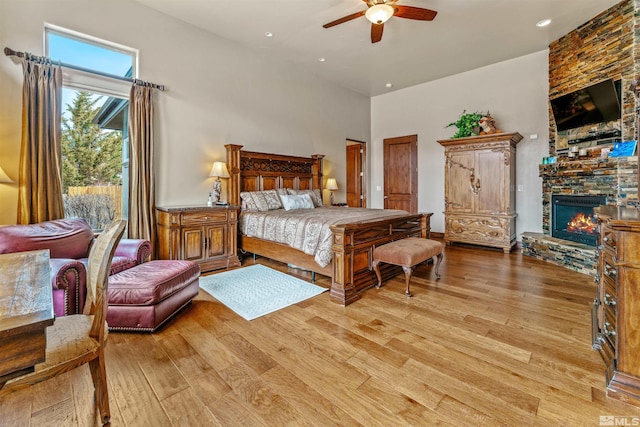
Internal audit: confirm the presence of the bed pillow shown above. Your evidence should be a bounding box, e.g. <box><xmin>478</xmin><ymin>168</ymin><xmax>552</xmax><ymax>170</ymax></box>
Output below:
<box><xmin>240</xmin><ymin>190</ymin><xmax>282</xmax><ymax>211</ymax></box>
<box><xmin>280</xmin><ymin>194</ymin><xmax>315</xmax><ymax>211</ymax></box>
<box><xmin>287</xmin><ymin>189</ymin><xmax>322</xmax><ymax>207</ymax></box>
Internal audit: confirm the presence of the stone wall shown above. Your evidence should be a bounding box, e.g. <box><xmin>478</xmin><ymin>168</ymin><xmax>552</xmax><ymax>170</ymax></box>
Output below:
<box><xmin>540</xmin><ymin>156</ymin><xmax>638</xmax><ymax>233</ymax></box>
<box><xmin>524</xmin><ymin>0</ymin><xmax>640</xmax><ymax>275</ymax></box>
<box><xmin>548</xmin><ymin>0</ymin><xmax>638</xmax><ymax>155</ymax></box>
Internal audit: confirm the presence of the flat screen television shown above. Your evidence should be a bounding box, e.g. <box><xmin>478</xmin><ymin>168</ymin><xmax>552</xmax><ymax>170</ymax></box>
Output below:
<box><xmin>551</xmin><ymin>79</ymin><xmax>621</xmax><ymax>132</ymax></box>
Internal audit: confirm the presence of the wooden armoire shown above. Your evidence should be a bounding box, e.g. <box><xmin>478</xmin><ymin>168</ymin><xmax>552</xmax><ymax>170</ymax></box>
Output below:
<box><xmin>437</xmin><ymin>132</ymin><xmax>522</xmax><ymax>253</ymax></box>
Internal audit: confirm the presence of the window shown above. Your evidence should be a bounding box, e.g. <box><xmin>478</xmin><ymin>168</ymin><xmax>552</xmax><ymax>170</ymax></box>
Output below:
<box><xmin>46</xmin><ymin>26</ymin><xmax>137</xmax><ymax>231</ymax></box>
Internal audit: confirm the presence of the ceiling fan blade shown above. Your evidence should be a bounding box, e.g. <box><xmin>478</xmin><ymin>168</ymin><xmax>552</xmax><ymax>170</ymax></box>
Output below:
<box><xmin>394</xmin><ymin>5</ymin><xmax>437</xmax><ymax>21</ymax></box>
<box><xmin>323</xmin><ymin>10</ymin><xmax>366</xmax><ymax>28</ymax></box>
<box><xmin>371</xmin><ymin>23</ymin><xmax>384</xmax><ymax>43</ymax></box>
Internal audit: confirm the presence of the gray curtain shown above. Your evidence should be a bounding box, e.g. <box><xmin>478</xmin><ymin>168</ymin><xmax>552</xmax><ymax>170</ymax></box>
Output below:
<box><xmin>127</xmin><ymin>82</ymin><xmax>156</xmax><ymax>249</ymax></box>
<box><xmin>17</xmin><ymin>55</ymin><xmax>64</xmax><ymax>224</ymax></box>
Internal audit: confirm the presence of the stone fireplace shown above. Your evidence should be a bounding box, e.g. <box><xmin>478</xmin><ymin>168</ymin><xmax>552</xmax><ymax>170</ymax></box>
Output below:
<box><xmin>522</xmin><ymin>156</ymin><xmax>637</xmax><ymax>275</ymax></box>
<box><xmin>521</xmin><ymin>0</ymin><xmax>640</xmax><ymax>276</ymax></box>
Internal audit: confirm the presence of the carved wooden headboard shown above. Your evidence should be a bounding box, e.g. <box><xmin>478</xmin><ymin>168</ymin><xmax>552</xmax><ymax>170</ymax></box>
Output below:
<box><xmin>225</xmin><ymin>144</ymin><xmax>324</xmax><ymax>206</ymax></box>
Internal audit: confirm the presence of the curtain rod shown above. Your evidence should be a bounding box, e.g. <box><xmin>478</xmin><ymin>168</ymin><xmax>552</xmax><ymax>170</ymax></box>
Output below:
<box><xmin>4</xmin><ymin>47</ymin><xmax>164</xmax><ymax>91</ymax></box>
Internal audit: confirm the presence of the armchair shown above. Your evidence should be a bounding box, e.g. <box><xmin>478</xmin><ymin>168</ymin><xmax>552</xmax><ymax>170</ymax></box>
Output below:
<box><xmin>0</xmin><ymin>217</ymin><xmax>151</xmax><ymax>316</ymax></box>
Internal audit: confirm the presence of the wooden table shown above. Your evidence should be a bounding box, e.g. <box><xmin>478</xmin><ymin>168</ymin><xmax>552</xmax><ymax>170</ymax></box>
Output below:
<box><xmin>0</xmin><ymin>250</ymin><xmax>54</xmax><ymax>387</ymax></box>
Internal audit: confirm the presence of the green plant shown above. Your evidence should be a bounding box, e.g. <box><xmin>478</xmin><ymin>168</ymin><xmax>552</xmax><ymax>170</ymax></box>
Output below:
<box><xmin>446</xmin><ymin>111</ymin><xmax>487</xmax><ymax>138</ymax></box>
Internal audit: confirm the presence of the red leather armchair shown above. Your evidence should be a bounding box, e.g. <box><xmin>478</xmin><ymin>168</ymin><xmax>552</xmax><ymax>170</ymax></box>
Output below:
<box><xmin>0</xmin><ymin>218</ymin><xmax>151</xmax><ymax>316</ymax></box>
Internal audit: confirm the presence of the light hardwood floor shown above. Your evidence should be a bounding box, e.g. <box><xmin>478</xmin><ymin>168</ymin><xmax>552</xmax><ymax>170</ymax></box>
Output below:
<box><xmin>2</xmin><ymin>243</ymin><xmax>640</xmax><ymax>426</ymax></box>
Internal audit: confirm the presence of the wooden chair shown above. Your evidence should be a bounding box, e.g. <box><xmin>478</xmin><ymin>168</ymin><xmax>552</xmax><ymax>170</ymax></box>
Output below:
<box><xmin>0</xmin><ymin>219</ymin><xmax>126</xmax><ymax>425</ymax></box>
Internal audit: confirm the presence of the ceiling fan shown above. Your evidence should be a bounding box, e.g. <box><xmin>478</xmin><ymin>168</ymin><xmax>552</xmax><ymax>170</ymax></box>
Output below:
<box><xmin>322</xmin><ymin>0</ymin><xmax>437</xmax><ymax>44</ymax></box>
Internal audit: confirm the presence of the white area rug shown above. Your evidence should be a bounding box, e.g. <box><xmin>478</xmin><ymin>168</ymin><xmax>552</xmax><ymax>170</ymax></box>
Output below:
<box><xmin>199</xmin><ymin>264</ymin><xmax>327</xmax><ymax>320</ymax></box>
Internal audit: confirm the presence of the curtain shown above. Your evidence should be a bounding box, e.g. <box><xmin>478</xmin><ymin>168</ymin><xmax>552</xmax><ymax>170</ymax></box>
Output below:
<box><xmin>128</xmin><ymin>82</ymin><xmax>156</xmax><ymax>249</ymax></box>
<box><xmin>17</xmin><ymin>56</ymin><xmax>64</xmax><ymax>224</ymax></box>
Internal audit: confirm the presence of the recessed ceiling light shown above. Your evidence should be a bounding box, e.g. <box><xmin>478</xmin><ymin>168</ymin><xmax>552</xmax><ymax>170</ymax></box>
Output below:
<box><xmin>385</xmin><ymin>83</ymin><xmax>393</xmax><ymax>88</ymax></box>
<box><xmin>318</xmin><ymin>57</ymin><xmax>326</xmax><ymax>62</ymax></box>
<box><xmin>265</xmin><ymin>31</ymin><xmax>273</xmax><ymax>37</ymax></box>
<box><xmin>536</xmin><ymin>19</ymin><xmax>551</xmax><ymax>27</ymax></box>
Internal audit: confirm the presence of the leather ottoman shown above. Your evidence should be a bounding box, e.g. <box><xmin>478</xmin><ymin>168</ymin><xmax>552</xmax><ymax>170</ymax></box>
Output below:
<box><xmin>107</xmin><ymin>260</ymin><xmax>200</xmax><ymax>332</ymax></box>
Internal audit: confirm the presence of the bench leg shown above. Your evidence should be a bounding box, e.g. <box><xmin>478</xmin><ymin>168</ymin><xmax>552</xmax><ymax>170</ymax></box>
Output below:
<box><xmin>434</xmin><ymin>252</ymin><xmax>443</xmax><ymax>279</ymax></box>
<box><xmin>373</xmin><ymin>259</ymin><xmax>383</xmax><ymax>288</ymax></box>
<box><xmin>402</xmin><ymin>265</ymin><xmax>413</xmax><ymax>297</ymax></box>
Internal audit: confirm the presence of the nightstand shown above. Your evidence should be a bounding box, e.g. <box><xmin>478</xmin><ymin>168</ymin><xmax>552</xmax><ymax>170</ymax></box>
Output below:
<box><xmin>156</xmin><ymin>205</ymin><xmax>241</xmax><ymax>272</ymax></box>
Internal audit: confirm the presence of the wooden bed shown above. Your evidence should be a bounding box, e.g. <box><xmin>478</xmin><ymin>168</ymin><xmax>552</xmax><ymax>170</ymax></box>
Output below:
<box><xmin>225</xmin><ymin>144</ymin><xmax>432</xmax><ymax>306</ymax></box>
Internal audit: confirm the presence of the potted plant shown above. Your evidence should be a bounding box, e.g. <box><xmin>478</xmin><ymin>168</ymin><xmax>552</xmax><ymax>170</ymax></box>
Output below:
<box><xmin>446</xmin><ymin>111</ymin><xmax>488</xmax><ymax>138</ymax></box>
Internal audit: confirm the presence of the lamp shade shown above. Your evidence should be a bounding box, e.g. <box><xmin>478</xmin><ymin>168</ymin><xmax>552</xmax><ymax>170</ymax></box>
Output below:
<box><xmin>325</xmin><ymin>178</ymin><xmax>338</xmax><ymax>191</ymax></box>
<box><xmin>209</xmin><ymin>161</ymin><xmax>230</xmax><ymax>178</ymax></box>
<box><xmin>0</xmin><ymin>165</ymin><xmax>14</xmax><ymax>184</ymax></box>
<box><xmin>365</xmin><ymin>4</ymin><xmax>394</xmax><ymax>24</ymax></box>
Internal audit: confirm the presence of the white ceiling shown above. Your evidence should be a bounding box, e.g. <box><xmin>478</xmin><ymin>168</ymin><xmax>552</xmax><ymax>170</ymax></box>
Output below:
<box><xmin>134</xmin><ymin>0</ymin><xmax>622</xmax><ymax>96</ymax></box>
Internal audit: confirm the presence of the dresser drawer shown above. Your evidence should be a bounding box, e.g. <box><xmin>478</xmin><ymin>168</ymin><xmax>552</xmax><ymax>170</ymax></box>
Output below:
<box><xmin>600</xmin><ymin>226</ymin><xmax>618</xmax><ymax>254</ymax></box>
<box><xmin>602</xmin><ymin>276</ymin><xmax>617</xmax><ymax>306</ymax></box>
<box><xmin>181</xmin><ymin>210</ymin><xmax>228</xmax><ymax>225</ymax></box>
<box><xmin>603</xmin><ymin>306</ymin><xmax>617</xmax><ymax>349</ymax></box>
<box><xmin>601</xmin><ymin>225</ymin><xmax>640</xmax><ymax>264</ymax></box>
<box><xmin>602</xmin><ymin>252</ymin><xmax>618</xmax><ymax>282</ymax></box>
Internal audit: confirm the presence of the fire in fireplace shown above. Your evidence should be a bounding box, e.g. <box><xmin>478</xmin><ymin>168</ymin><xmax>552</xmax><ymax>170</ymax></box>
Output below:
<box><xmin>566</xmin><ymin>213</ymin><xmax>598</xmax><ymax>234</ymax></box>
<box><xmin>551</xmin><ymin>194</ymin><xmax>607</xmax><ymax>246</ymax></box>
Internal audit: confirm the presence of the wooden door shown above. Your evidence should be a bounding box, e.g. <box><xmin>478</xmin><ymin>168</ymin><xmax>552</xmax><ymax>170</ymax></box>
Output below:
<box><xmin>383</xmin><ymin>135</ymin><xmax>417</xmax><ymax>213</ymax></box>
<box><xmin>444</xmin><ymin>150</ymin><xmax>474</xmax><ymax>214</ymax></box>
<box><xmin>474</xmin><ymin>149</ymin><xmax>506</xmax><ymax>215</ymax></box>
<box><xmin>346</xmin><ymin>141</ymin><xmax>365</xmax><ymax>207</ymax></box>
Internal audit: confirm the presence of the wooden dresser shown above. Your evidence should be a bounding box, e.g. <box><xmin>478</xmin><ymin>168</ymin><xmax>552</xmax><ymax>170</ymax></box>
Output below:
<box><xmin>593</xmin><ymin>205</ymin><xmax>640</xmax><ymax>407</ymax></box>
<box><xmin>156</xmin><ymin>205</ymin><xmax>241</xmax><ymax>273</ymax></box>
<box><xmin>437</xmin><ymin>132</ymin><xmax>522</xmax><ymax>253</ymax></box>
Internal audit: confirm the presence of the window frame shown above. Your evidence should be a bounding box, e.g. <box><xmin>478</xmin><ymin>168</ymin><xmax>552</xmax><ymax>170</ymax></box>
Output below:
<box><xmin>46</xmin><ymin>25</ymin><xmax>137</xmax><ymax>230</ymax></box>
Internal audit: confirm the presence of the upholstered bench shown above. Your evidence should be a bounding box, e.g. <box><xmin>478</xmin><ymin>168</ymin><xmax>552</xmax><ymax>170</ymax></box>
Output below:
<box><xmin>107</xmin><ymin>260</ymin><xmax>200</xmax><ymax>332</ymax></box>
<box><xmin>372</xmin><ymin>237</ymin><xmax>443</xmax><ymax>297</ymax></box>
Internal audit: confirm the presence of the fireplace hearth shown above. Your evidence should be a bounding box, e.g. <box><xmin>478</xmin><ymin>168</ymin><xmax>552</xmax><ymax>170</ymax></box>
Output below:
<box><xmin>551</xmin><ymin>194</ymin><xmax>606</xmax><ymax>246</ymax></box>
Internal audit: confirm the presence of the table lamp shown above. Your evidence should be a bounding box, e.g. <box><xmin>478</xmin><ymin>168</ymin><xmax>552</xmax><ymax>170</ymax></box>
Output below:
<box><xmin>209</xmin><ymin>161</ymin><xmax>230</xmax><ymax>204</ymax></box>
<box><xmin>325</xmin><ymin>178</ymin><xmax>338</xmax><ymax>205</ymax></box>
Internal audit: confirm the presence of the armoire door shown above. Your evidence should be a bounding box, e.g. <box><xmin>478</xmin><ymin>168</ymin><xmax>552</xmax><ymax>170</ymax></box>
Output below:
<box><xmin>474</xmin><ymin>149</ymin><xmax>506</xmax><ymax>215</ymax></box>
<box><xmin>445</xmin><ymin>150</ymin><xmax>474</xmax><ymax>213</ymax></box>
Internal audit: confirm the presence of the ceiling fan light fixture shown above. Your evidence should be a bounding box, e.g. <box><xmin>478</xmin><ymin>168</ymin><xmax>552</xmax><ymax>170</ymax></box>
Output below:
<box><xmin>365</xmin><ymin>4</ymin><xmax>394</xmax><ymax>25</ymax></box>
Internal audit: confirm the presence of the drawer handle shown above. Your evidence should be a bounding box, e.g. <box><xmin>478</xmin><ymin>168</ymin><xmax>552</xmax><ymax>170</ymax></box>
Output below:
<box><xmin>604</xmin><ymin>293</ymin><xmax>617</xmax><ymax>306</ymax></box>
<box><xmin>603</xmin><ymin>235</ymin><xmax>617</xmax><ymax>250</ymax></box>
<box><xmin>604</xmin><ymin>321</ymin><xmax>616</xmax><ymax>337</ymax></box>
<box><xmin>605</xmin><ymin>264</ymin><xmax>617</xmax><ymax>278</ymax></box>
<box><xmin>593</xmin><ymin>297</ymin><xmax>600</xmax><ymax>307</ymax></box>
<box><xmin>594</xmin><ymin>273</ymin><xmax>600</xmax><ymax>283</ymax></box>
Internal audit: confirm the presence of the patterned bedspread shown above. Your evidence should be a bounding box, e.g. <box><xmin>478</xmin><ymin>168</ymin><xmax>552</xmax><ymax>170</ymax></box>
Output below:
<box><xmin>240</xmin><ymin>207</ymin><xmax>409</xmax><ymax>267</ymax></box>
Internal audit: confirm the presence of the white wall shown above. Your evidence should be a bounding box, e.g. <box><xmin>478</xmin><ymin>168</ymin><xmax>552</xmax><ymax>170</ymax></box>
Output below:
<box><xmin>370</xmin><ymin>50</ymin><xmax>550</xmax><ymax>237</ymax></box>
<box><xmin>0</xmin><ymin>0</ymin><xmax>370</xmax><ymax>224</ymax></box>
